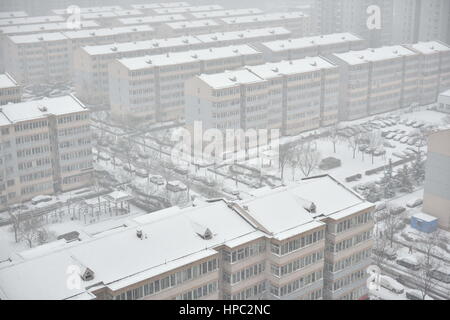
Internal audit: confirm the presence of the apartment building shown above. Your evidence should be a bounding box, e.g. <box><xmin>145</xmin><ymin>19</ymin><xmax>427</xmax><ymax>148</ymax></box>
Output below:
<box><xmin>108</xmin><ymin>45</ymin><xmax>263</xmax><ymax>123</ymax></box>
<box><xmin>220</xmin><ymin>12</ymin><xmax>311</xmax><ymax>37</ymax></box>
<box><xmin>256</xmin><ymin>32</ymin><xmax>366</xmax><ymax>62</ymax></box>
<box><xmin>3</xmin><ymin>25</ymin><xmax>154</xmax><ymax>85</ymax></box>
<box><xmin>52</xmin><ymin>6</ymin><xmax>123</xmax><ymax>15</ymax></box>
<box><xmin>77</xmin><ymin>10</ymin><xmax>146</xmax><ymax>27</ymax></box>
<box><xmin>332</xmin><ymin>45</ymin><xmax>420</xmax><ymax>121</ymax></box>
<box><xmin>0</xmin><ymin>95</ymin><xmax>92</xmax><ymax>209</ymax></box>
<box><xmin>0</xmin><ymin>175</ymin><xmax>374</xmax><ymax>300</ymax></box>
<box><xmin>0</xmin><ymin>15</ymin><xmax>64</xmax><ymax>27</ymax></box>
<box><xmin>407</xmin><ymin>41</ymin><xmax>450</xmax><ymax>105</ymax></box>
<box><xmin>74</xmin><ymin>27</ymin><xmax>291</xmax><ymax>105</ymax></box>
<box><xmin>317</xmin><ymin>0</ymin><xmax>394</xmax><ymax>47</ymax></box>
<box><xmin>185</xmin><ymin>56</ymin><xmax>340</xmax><ymax>136</ymax></box>
<box><xmin>393</xmin><ymin>0</ymin><xmax>450</xmax><ymax>44</ymax></box>
<box><xmin>423</xmin><ymin>129</ymin><xmax>450</xmax><ymax>230</ymax></box>
<box><xmin>0</xmin><ymin>73</ymin><xmax>21</xmax><ymax>105</ymax></box>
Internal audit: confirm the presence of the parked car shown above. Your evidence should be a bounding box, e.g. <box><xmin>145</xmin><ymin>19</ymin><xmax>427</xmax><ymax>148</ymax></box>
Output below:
<box><xmin>150</xmin><ymin>175</ymin><xmax>165</xmax><ymax>185</ymax></box>
<box><xmin>400</xmin><ymin>136</ymin><xmax>409</xmax><ymax>144</ymax></box>
<box><xmin>31</xmin><ymin>195</ymin><xmax>53</xmax><ymax>205</ymax></box>
<box><xmin>406</xmin><ymin>198</ymin><xmax>423</xmax><ymax>208</ymax></box>
<box><xmin>405</xmin><ymin>289</ymin><xmax>433</xmax><ymax>300</ymax></box>
<box><xmin>123</xmin><ymin>163</ymin><xmax>135</xmax><ymax>173</ymax></box>
<box><xmin>135</xmin><ymin>168</ymin><xmax>149</xmax><ymax>178</ymax></box>
<box><xmin>389</xmin><ymin>206</ymin><xmax>406</xmax><ymax>215</ymax></box>
<box><xmin>97</xmin><ymin>152</ymin><xmax>110</xmax><ymax>161</ymax></box>
<box><xmin>396</xmin><ymin>256</ymin><xmax>420</xmax><ymax>271</ymax></box>
<box><xmin>379</xmin><ymin>275</ymin><xmax>404</xmax><ymax>294</ymax></box>
<box><xmin>166</xmin><ymin>180</ymin><xmax>187</xmax><ymax>192</ymax></box>
<box><xmin>222</xmin><ymin>187</ymin><xmax>240</xmax><ymax>196</ymax></box>
<box><xmin>429</xmin><ymin>267</ymin><xmax>450</xmax><ymax>284</ymax></box>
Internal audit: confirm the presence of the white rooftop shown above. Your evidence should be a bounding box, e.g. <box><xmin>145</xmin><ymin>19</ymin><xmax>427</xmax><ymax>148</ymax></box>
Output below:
<box><xmin>261</xmin><ymin>32</ymin><xmax>363</xmax><ymax>52</ymax></box>
<box><xmin>191</xmin><ymin>8</ymin><xmax>263</xmax><ymax>19</ymax></box>
<box><xmin>118</xmin><ymin>14</ymin><xmax>186</xmax><ymax>25</ymax></box>
<box><xmin>412</xmin><ymin>212</ymin><xmax>438</xmax><ymax>223</ymax></box>
<box><xmin>0</xmin><ymin>73</ymin><xmax>18</xmax><ymax>89</ymax></box>
<box><xmin>410</xmin><ymin>41</ymin><xmax>450</xmax><ymax>54</ymax></box>
<box><xmin>195</xmin><ymin>27</ymin><xmax>290</xmax><ymax>43</ymax></box>
<box><xmin>118</xmin><ymin>45</ymin><xmax>260</xmax><ymax>70</ymax></box>
<box><xmin>52</xmin><ymin>6</ymin><xmax>123</xmax><ymax>15</ymax></box>
<box><xmin>333</xmin><ymin>45</ymin><xmax>418</xmax><ymax>65</ymax></box>
<box><xmin>8</xmin><ymin>32</ymin><xmax>67</xmax><ymax>44</ymax></box>
<box><xmin>221</xmin><ymin>11</ymin><xmax>308</xmax><ymax>24</ymax></box>
<box><xmin>440</xmin><ymin>89</ymin><xmax>450</xmax><ymax>97</ymax></box>
<box><xmin>131</xmin><ymin>2</ymin><xmax>190</xmax><ymax>10</ymax></box>
<box><xmin>0</xmin><ymin>95</ymin><xmax>87</xmax><ymax>125</ymax></box>
<box><xmin>0</xmin><ymin>21</ymin><xmax>99</xmax><ymax>35</ymax></box>
<box><xmin>153</xmin><ymin>5</ymin><xmax>223</xmax><ymax>14</ymax></box>
<box><xmin>165</xmin><ymin>19</ymin><xmax>219</xmax><ymax>30</ymax></box>
<box><xmin>0</xmin><ymin>15</ymin><xmax>64</xmax><ymax>27</ymax></box>
<box><xmin>198</xmin><ymin>69</ymin><xmax>266</xmax><ymax>89</ymax></box>
<box><xmin>247</xmin><ymin>56</ymin><xmax>337</xmax><ymax>79</ymax></box>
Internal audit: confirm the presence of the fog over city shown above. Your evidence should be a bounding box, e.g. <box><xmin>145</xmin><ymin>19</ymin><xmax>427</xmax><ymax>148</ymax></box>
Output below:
<box><xmin>0</xmin><ymin>0</ymin><xmax>449</xmax><ymax>305</ymax></box>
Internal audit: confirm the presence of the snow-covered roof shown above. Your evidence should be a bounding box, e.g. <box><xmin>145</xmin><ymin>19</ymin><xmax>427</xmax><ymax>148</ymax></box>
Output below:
<box><xmin>0</xmin><ymin>73</ymin><xmax>18</xmax><ymax>89</ymax></box>
<box><xmin>440</xmin><ymin>89</ymin><xmax>450</xmax><ymax>98</ymax></box>
<box><xmin>0</xmin><ymin>175</ymin><xmax>372</xmax><ymax>299</ymax></box>
<box><xmin>0</xmin><ymin>21</ymin><xmax>99</xmax><ymax>35</ymax></box>
<box><xmin>412</xmin><ymin>212</ymin><xmax>438</xmax><ymax>223</ymax></box>
<box><xmin>153</xmin><ymin>5</ymin><xmax>223</xmax><ymax>14</ymax></box>
<box><xmin>52</xmin><ymin>6</ymin><xmax>123</xmax><ymax>15</ymax></box>
<box><xmin>221</xmin><ymin>11</ymin><xmax>308</xmax><ymax>24</ymax></box>
<box><xmin>8</xmin><ymin>32</ymin><xmax>68</xmax><ymax>44</ymax></box>
<box><xmin>164</xmin><ymin>19</ymin><xmax>219</xmax><ymax>30</ymax></box>
<box><xmin>260</xmin><ymin>32</ymin><xmax>363</xmax><ymax>52</ymax></box>
<box><xmin>131</xmin><ymin>2</ymin><xmax>190</xmax><ymax>10</ymax></box>
<box><xmin>82</xmin><ymin>35</ymin><xmax>201</xmax><ymax>55</ymax></box>
<box><xmin>118</xmin><ymin>14</ymin><xmax>186</xmax><ymax>25</ymax></box>
<box><xmin>246</xmin><ymin>57</ymin><xmax>337</xmax><ymax>79</ymax></box>
<box><xmin>333</xmin><ymin>45</ymin><xmax>418</xmax><ymax>65</ymax></box>
<box><xmin>191</xmin><ymin>8</ymin><xmax>263</xmax><ymax>19</ymax></box>
<box><xmin>0</xmin><ymin>11</ymin><xmax>28</xmax><ymax>19</ymax></box>
<box><xmin>410</xmin><ymin>41</ymin><xmax>450</xmax><ymax>54</ymax></box>
<box><xmin>0</xmin><ymin>15</ymin><xmax>64</xmax><ymax>27</ymax></box>
<box><xmin>62</xmin><ymin>25</ymin><xmax>153</xmax><ymax>39</ymax></box>
<box><xmin>197</xmin><ymin>69</ymin><xmax>266</xmax><ymax>89</ymax></box>
<box><xmin>117</xmin><ymin>45</ymin><xmax>260</xmax><ymax>70</ymax></box>
<box><xmin>0</xmin><ymin>95</ymin><xmax>87</xmax><ymax>124</ymax></box>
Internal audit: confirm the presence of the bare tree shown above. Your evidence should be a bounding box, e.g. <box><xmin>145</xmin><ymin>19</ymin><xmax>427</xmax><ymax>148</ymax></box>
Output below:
<box><xmin>18</xmin><ymin>218</ymin><xmax>48</xmax><ymax>248</ymax></box>
<box><xmin>415</xmin><ymin>231</ymin><xmax>442</xmax><ymax>300</ymax></box>
<box><xmin>365</xmin><ymin>130</ymin><xmax>383</xmax><ymax>164</ymax></box>
<box><xmin>287</xmin><ymin>146</ymin><xmax>301</xmax><ymax>181</ymax></box>
<box><xmin>297</xmin><ymin>141</ymin><xmax>321</xmax><ymax>178</ymax></box>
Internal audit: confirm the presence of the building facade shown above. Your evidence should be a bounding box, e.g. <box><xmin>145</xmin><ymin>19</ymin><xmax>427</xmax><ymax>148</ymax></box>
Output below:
<box><xmin>0</xmin><ymin>95</ymin><xmax>92</xmax><ymax>209</ymax></box>
<box><xmin>108</xmin><ymin>45</ymin><xmax>263</xmax><ymax>123</ymax></box>
<box><xmin>0</xmin><ymin>175</ymin><xmax>374</xmax><ymax>300</ymax></box>
<box><xmin>0</xmin><ymin>73</ymin><xmax>21</xmax><ymax>105</ymax></box>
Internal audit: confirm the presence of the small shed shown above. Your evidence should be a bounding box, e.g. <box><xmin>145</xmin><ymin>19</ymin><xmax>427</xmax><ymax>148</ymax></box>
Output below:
<box><xmin>411</xmin><ymin>212</ymin><xmax>438</xmax><ymax>233</ymax></box>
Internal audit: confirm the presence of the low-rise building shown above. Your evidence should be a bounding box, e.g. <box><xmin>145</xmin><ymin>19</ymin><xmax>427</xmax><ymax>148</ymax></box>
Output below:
<box><xmin>0</xmin><ymin>73</ymin><xmax>21</xmax><ymax>105</ymax></box>
<box><xmin>108</xmin><ymin>45</ymin><xmax>263</xmax><ymax>123</ymax></box>
<box><xmin>160</xmin><ymin>19</ymin><xmax>222</xmax><ymax>37</ymax></box>
<box><xmin>0</xmin><ymin>95</ymin><xmax>92</xmax><ymax>209</ymax></box>
<box><xmin>191</xmin><ymin>8</ymin><xmax>263</xmax><ymax>20</ymax></box>
<box><xmin>0</xmin><ymin>175</ymin><xmax>374</xmax><ymax>300</ymax></box>
<box><xmin>0</xmin><ymin>15</ymin><xmax>64</xmax><ymax>27</ymax></box>
<box><xmin>437</xmin><ymin>89</ymin><xmax>450</xmax><ymax>113</ymax></box>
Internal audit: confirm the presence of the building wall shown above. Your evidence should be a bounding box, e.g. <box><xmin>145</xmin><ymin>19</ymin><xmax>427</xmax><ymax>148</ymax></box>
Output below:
<box><xmin>0</xmin><ymin>74</ymin><xmax>21</xmax><ymax>105</ymax></box>
<box><xmin>423</xmin><ymin>129</ymin><xmax>450</xmax><ymax>230</ymax></box>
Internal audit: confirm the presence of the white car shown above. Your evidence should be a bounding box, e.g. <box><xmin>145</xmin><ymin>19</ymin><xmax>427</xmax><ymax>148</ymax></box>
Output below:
<box><xmin>378</xmin><ymin>275</ymin><xmax>404</xmax><ymax>294</ymax></box>
<box><xmin>406</xmin><ymin>198</ymin><xmax>423</xmax><ymax>208</ymax></box>
<box><xmin>97</xmin><ymin>152</ymin><xmax>110</xmax><ymax>161</ymax></box>
<box><xmin>405</xmin><ymin>289</ymin><xmax>433</xmax><ymax>300</ymax></box>
<box><xmin>135</xmin><ymin>168</ymin><xmax>149</xmax><ymax>178</ymax></box>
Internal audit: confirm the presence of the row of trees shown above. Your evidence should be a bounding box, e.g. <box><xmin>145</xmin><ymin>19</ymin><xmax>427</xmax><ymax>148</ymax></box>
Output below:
<box><xmin>279</xmin><ymin>141</ymin><xmax>322</xmax><ymax>182</ymax></box>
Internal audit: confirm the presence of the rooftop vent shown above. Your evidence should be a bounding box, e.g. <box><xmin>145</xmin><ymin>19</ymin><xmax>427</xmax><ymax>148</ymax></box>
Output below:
<box><xmin>90</xmin><ymin>32</ymin><xmax>96</xmax><ymax>36</ymax></box>
<box><xmin>310</xmin><ymin>61</ymin><xmax>317</xmax><ymax>67</ymax></box>
<box><xmin>229</xmin><ymin>76</ymin><xmax>237</xmax><ymax>82</ymax></box>
<box><xmin>191</xmin><ymin>54</ymin><xmax>198</xmax><ymax>58</ymax></box>
<box><xmin>359</xmin><ymin>55</ymin><xmax>365</xmax><ymax>59</ymax></box>
<box><xmin>80</xmin><ymin>267</ymin><xmax>95</xmax><ymax>281</ymax></box>
<box><xmin>136</xmin><ymin>228</ymin><xmax>143</xmax><ymax>239</ymax></box>
<box><xmin>182</xmin><ymin>39</ymin><xmax>189</xmax><ymax>43</ymax></box>
<box><xmin>243</xmin><ymin>205</ymin><xmax>249</xmax><ymax>211</ymax></box>
<box><xmin>269</xmin><ymin>30</ymin><xmax>275</xmax><ymax>34</ymax></box>
<box><xmin>271</xmin><ymin>67</ymin><xmax>279</xmax><ymax>72</ymax></box>
<box><xmin>232</xmin><ymin>49</ymin><xmax>239</xmax><ymax>53</ymax></box>
<box><xmin>110</xmin><ymin>46</ymin><xmax>117</xmax><ymax>52</ymax></box>
<box><xmin>146</xmin><ymin>59</ymin><xmax>152</xmax><ymax>64</ymax></box>
<box><xmin>38</xmin><ymin>36</ymin><xmax>44</xmax><ymax>41</ymax></box>
<box><xmin>211</xmin><ymin>36</ymin><xmax>218</xmax><ymax>40</ymax></box>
